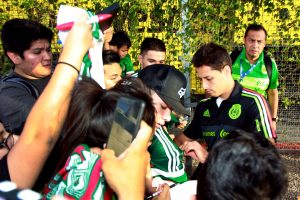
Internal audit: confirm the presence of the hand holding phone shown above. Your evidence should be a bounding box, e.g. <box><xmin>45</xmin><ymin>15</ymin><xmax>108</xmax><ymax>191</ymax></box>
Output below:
<box><xmin>101</xmin><ymin>121</ymin><xmax>152</xmax><ymax>200</ymax></box>
<box><xmin>106</xmin><ymin>96</ymin><xmax>145</xmax><ymax>156</ymax></box>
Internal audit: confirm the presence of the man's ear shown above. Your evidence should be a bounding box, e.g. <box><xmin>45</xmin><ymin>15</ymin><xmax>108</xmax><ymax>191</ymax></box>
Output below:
<box><xmin>138</xmin><ymin>54</ymin><xmax>143</xmax><ymax>67</ymax></box>
<box><xmin>7</xmin><ymin>52</ymin><xmax>22</xmax><ymax>65</ymax></box>
<box><xmin>223</xmin><ymin>65</ymin><xmax>232</xmax><ymax>77</ymax></box>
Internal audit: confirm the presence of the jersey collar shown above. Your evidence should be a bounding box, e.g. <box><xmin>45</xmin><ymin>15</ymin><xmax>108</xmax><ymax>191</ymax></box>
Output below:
<box><xmin>226</xmin><ymin>81</ymin><xmax>243</xmax><ymax>103</ymax></box>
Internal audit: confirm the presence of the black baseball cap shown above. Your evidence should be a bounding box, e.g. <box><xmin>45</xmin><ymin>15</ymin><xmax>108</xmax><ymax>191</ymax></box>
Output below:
<box><xmin>138</xmin><ymin>64</ymin><xmax>189</xmax><ymax>115</ymax></box>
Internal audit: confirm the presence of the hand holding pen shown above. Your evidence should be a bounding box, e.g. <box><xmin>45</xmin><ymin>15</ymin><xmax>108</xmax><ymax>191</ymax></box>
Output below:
<box><xmin>146</xmin><ymin>183</ymin><xmax>177</xmax><ymax>200</ymax></box>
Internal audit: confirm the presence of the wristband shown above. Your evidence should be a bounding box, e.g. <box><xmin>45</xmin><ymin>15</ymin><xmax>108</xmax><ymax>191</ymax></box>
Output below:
<box><xmin>57</xmin><ymin>61</ymin><xmax>80</xmax><ymax>74</ymax></box>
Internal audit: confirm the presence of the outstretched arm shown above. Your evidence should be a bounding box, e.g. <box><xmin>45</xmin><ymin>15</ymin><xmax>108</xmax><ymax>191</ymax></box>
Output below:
<box><xmin>7</xmin><ymin>16</ymin><xmax>93</xmax><ymax>188</ymax></box>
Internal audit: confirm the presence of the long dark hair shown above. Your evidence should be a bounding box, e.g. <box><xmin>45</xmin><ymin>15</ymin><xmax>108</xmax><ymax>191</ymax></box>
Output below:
<box><xmin>56</xmin><ymin>76</ymin><xmax>155</xmax><ymax>173</ymax></box>
<box><xmin>35</xmin><ymin>77</ymin><xmax>155</xmax><ymax>191</ymax></box>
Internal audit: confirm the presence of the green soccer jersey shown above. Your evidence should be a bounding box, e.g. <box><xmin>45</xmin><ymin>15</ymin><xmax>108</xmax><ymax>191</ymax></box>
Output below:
<box><xmin>148</xmin><ymin>126</ymin><xmax>188</xmax><ymax>183</ymax></box>
<box><xmin>119</xmin><ymin>54</ymin><xmax>134</xmax><ymax>77</ymax></box>
<box><xmin>231</xmin><ymin>48</ymin><xmax>279</xmax><ymax>97</ymax></box>
<box><xmin>166</xmin><ymin>112</ymin><xmax>180</xmax><ymax>131</ymax></box>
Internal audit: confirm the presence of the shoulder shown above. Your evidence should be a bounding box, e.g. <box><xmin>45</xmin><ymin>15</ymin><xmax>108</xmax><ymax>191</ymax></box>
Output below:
<box><xmin>155</xmin><ymin>126</ymin><xmax>165</xmax><ymax>135</ymax></box>
<box><xmin>0</xmin><ymin>76</ymin><xmax>41</xmax><ymax>98</ymax></box>
<box><xmin>196</xmin><ymin>97</ymin><xmax>213</xmax><ymax>108</ymax></box>
<box><xmin>270</xmin><ymin>57</ymin><xmax>278</xmax><ymax>69</ymax></box>
<box><xmin>1</xmin><ymin>75</ymin><xmax>27</xmax><ymax>87</ymax></box>
<box><xmin>230</xmin><ymin>50</ymin><xmax>242</xmax><ymax>58</ymax></box>
<box><xmin>0</xmin><ymin>78</ymin><xmax>30</xmax><ymax>94</ymax></box>
<box><xmin>240</xmin><ymin>88</ymin><xmax>269</xmax><ymax>108</ymax></box>
<box><xmin>241</xmin><ymin>87</ymin><xmax>263</xmax><ymax>99</ymax></box>
<box><xmin>121</xmin><ymin>54</ymin><xmax>132</xmax><ymax>62</ymax></box>
<box><xmin>263</xmin><ymin>52</ymin><xmax>277</xmax><ymax>66</ymax></box>
<box><xmin>230</xmin><ymin>49</ymin><xmax>243</xmax><ymax>64</ymax></box>
<box><xmin>153</xmin><ymin>127</ymin><xmax>173</xmax><ymax>140</ymax></box>
<box><xmin>65</xmin><ymin>144</ymin><xmax>101</xmax><ymax>167</ymax></box>
<box><xmin>125</xmin><ymin>54</ymin><xmax>132</xmax><ymax>60</ymax></box>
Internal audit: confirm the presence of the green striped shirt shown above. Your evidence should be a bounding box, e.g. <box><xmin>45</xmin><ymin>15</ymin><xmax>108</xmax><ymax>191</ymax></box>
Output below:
<box><xmin>148</xmin><ymin>126</ymin><xmax>188</xmax><ymax>183</ymax></box>
<box><xmin>232</xmin><ymin>48</ymin><xmax>279</xmax><ymax>97</ymax></box>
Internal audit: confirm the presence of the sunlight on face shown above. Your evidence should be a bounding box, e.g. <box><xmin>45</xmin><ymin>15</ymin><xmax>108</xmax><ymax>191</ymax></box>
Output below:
<box><xmin>151</xmin><ymin>92</ymin><xmax>171</xmax><ymax>128</ymax></box>
<box><xmin>117</xmin><ymin>45</ymin><xmax>129</xmax><ymax>59</ymax></box>
<box><xmin>139</xmin><ymin>50</ymin><xmax>166</xmax><ymax>69</ymax></box>
<box><xmin>244</xmin><ymin>30</ymin><xmax>266</xmax><ymax>61</ymax></box>
<box><xmin>196</xmin><ymin>65</ymin><xmax>228</xmax><ymax>98</ymax></box>
<box><xmin>15</xmin><ymin>39</ymin><xmax>52</xmax><ymax>79</ymax></box>
<box><xmin>104</xmin><ymin>62</ymin><xmax>122</xmax><ymax>89</ymax></box>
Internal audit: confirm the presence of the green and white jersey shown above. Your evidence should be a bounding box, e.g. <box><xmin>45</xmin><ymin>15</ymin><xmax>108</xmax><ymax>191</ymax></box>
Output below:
<box><xmin>232</xmin><ymin>48</ymin><xmax>279</xmax><ymax>98</ymax></box>
<box><xmin>148</xmin><ymin>126</ymin><xmax>188</xmax><ymax>183</ymax></box>
<box><xmin>119</xmin><ymin>54</ymin><xmax>134</xmax><ymax>77</ymax></box>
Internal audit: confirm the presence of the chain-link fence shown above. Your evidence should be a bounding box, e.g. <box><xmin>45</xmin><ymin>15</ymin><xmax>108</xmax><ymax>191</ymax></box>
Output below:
<box><xmin>273</xmin><ymin>45</ymin><xmax>300</xmax><ymax>141</ymax></box>
<box><xmin>0</xmin><ymin>1</ymin><xmax>299</xmax><ymax>199</ymax></box>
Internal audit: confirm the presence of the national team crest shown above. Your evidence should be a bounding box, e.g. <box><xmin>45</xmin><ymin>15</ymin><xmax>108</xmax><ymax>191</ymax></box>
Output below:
<box><xmin>262</xmin><ymin>65</ymin><xmax>267</xmax><ymax>74</ymax></box>
<box><xmin>228</xmin><ymin>104</ymin><xmax>241</xmax><ymax>120</ymax></box>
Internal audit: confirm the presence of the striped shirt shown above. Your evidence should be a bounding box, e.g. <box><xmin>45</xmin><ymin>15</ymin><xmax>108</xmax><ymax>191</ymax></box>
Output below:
<box><xmin>231</xmin><ymin>48</ymin><xmax>279</xmax><ymax>97</ymax></box>
<box><xmin>148</xmin><ymin>126</ymin><xmax>188</xmax><ymax>183</ymax></box>
<box><xmin>184</xmin><ymin>81</ymin><xmax>276</xmax><ymax>150</ymax></box>
<box><xmin>43</xmin><ymin>144</ymin><xmax>113</xmax><ymax>200</ymax></box>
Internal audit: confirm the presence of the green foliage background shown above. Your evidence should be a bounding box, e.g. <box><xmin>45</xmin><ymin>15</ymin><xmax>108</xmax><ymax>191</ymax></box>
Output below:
<box><xmin>0</xmin><ymin>0</ymin><xmax>299</xmax><ymax>135</ymax></box>
<box><xmin>0</xmin><ymin>0</ymin><xmax>299</xmax><ymax>84</ymax></box>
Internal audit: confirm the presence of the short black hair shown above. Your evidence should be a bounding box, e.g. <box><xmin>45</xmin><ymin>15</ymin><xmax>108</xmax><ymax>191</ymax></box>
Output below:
<box><xmin>103</xmin><ymin>50</ymin><xmax>120</xmax><ymax>65</ymax></box>
<box><xmin>244</xmin><ymin>24</ymin><xmax>267</xmax><ymax>39</ymax></box>
<box><xmin>109</xmin><ymin>31</ymin><xmax>131</xmax><ymax>49</ymax></box>
<box><xmin>197</xmin><ymin>130</ymin><xmax>288</xmax><ymax>200</ymax></box>
<box><xmin>1</xmin><ymin>18</ymin><xmax>53</xmax><ymax>59</ymax></box>
<box><xmin>192</xmin><ymin>42</ymin><xmax>232</xmax><ymax>71</ymax></box>
<box><xmin>140</xmin><ymin>38</ymin><xmax>166</xmax><ymax>55</ymax></box>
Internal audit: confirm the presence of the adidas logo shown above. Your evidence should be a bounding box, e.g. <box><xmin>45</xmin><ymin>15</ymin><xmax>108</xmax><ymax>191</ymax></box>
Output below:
<box><xmin>203</xmin><ymin>109</ymin><xmax>210</xmax><ymax>117</ymax></box>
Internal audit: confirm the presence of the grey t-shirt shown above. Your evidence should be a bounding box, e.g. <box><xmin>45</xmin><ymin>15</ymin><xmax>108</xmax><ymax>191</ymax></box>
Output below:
<box><xmin>0</xmin><ymin>71</ymin><xmax>51</xmax><ymax>135</ymax></box>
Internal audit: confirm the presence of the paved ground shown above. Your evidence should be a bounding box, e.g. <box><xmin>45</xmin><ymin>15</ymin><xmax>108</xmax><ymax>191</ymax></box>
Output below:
<box><xmin>276</xmin><ymin>124</ymin><xmax>300</xmax><ymax>199</ymax></box>
<box><xmin>279</xmin><ymin>149</ymin><xmax>300</xmax><ymax>199</ymax></box>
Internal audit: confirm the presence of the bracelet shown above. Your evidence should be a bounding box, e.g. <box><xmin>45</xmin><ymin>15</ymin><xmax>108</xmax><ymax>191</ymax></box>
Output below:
<box><xmin>57</xmin><ymin>61</ymin><xmax>80</xmax><ymax>74</ymax></box>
